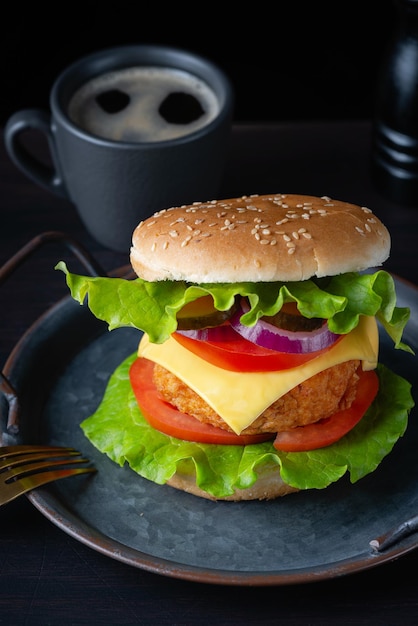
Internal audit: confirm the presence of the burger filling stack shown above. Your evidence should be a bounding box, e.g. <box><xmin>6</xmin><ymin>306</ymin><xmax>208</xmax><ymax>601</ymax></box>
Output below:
<box><xmin>57</xmin><ymin>194</ymin><xmax>415</xmax><ymax>500</ymax></box>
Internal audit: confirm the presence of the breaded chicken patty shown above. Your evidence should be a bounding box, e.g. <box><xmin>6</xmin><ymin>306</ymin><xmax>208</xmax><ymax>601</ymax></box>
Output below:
<box><xmin>153</xmin><ymin>360</ymin><xmax>361</xmax><ymax>435</ymax></box>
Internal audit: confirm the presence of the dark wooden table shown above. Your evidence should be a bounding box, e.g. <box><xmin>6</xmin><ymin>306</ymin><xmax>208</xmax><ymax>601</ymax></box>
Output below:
<box><xmin>1</xmin><ymin>121</ymin><xmax>418</xmax><ymax>625</ymax></box>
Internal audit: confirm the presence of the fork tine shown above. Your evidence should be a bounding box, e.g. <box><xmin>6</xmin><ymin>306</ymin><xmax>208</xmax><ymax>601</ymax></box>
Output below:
<box><xmin>0</xmin><ymin>445</ymin><xmax>75</xmax><ymax>460</ymax></box>
<box><xmin>0</xmin><ymin>445</ymin><xmax>96</xmax><ymax>506</ymax></box>
<box><xmin>0</xmin><ymin>448</ymin><xmax>81</xmax><ymax>471</ymax></box>
<box><xmin>1</xmin><ymin>465</ymin><xmax>96</xmax><ymax>505</ymax></box>
<box><xmin>3</xmin><ymin>456</ymin><xmax>92</xmax><ymax>480</ymax></box>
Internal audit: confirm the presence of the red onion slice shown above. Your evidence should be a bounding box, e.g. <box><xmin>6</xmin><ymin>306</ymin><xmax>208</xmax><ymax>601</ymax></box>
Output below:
<box><xmin>229</xmin><ymin>300</ymin><xmax>340</xmax><ymax>354</ymax></box>
<box><xmin>175</xmin><ymin>325</ymin><xmax>232</xmax><ymax>342</ymax></box>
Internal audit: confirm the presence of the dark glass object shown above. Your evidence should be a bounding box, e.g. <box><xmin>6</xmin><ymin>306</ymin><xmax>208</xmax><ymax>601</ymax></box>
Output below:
<box><xmin>371</xmin><ymin>0</ymin><xmax>418</xmax><ymax>205</ymax></box>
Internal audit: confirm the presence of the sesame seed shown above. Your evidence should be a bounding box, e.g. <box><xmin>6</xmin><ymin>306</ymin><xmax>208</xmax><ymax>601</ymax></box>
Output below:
<box><xmin>260</xmin><ymin>239</ymin><xmax>270</xmax><ymax>245</ymax></box>
<box><xmin>181</xmin><ymin>236</ymin><xmax>192</xmax><ymax>247</ymax></box>
<box><xmin>288</xmin><ymin>247</ymin><xmax>296</xmax><ymax>254</ymax></box>
<box><xmin>169</xmin><ymin>230</ymin><xmax>179</xmax><ymax>237</ymax></box>
<box><xmin>302</xmin><ymin>232</ymin><xmax>312</xmax><ymax>239</ymax></box>
<box><xmin>283</xmin><ymin>234</ymin><xmax>291</xmax><ymax>242</ymax></box>
<box><xmin>162</xmin><ymin>241</ymin><xmax>168</xmax><ymax>250</ymax></box>
<box><xmin>151</xmin><ymin>242</ymin><xmax>156</xmax><ymax>252</ymax></box>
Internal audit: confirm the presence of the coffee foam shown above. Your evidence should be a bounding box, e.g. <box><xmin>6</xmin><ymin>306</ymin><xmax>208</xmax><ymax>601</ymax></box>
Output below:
<box><xmin>68</xmin><ymin>66</ymin><xmax>220</xmax><ymax>143</ymax></box>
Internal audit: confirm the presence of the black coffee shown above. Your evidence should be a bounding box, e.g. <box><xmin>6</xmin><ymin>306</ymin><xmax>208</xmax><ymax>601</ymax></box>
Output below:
<box><xmin>158</xmin><ymin>92</ymin><xmax>205</xmax><ymax>124</ymax></box>
<box><xmin>96</xmin><ymin>89</ymin><xmax>131</xmax><ymax>114</ymax></box>
<box><xmin>68</xmin><ymin>66</ymin><xmax>220</xmax><ymax>142</ymax></box>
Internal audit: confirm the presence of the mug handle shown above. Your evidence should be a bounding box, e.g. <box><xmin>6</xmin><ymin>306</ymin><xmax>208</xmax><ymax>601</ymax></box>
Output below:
<box><xmin>4</xmin><ymin>109</ymin><xmax>69</xmax><ymax>199</ymax></box>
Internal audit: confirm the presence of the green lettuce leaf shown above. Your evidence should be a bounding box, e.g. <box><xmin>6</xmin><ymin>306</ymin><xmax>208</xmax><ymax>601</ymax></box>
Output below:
<box><xmin>56</xmin><ymin>262</ymin><xmax>412</xmax><ymax>351</ymax></box>
<box><xmin>81</xmin><ymin>355</ymin><xmax>414</xmax><ymax>498</ymax></box>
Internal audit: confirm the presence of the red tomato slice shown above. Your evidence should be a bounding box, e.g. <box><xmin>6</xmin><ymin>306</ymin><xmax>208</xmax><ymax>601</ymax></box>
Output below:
<box><xmin>129</xmin><ymin>357</ymin><xmax>275</xmax><ymax>445</ymax></box>
<box><xmin>172</xmin><ymin>325</ymin><xmax>338</xmax><ymax>372</ymax></box>
<box><xmin>273</xmin><ymin>369</ymin><xmax>379</xmax><ymax>452</ymax></box>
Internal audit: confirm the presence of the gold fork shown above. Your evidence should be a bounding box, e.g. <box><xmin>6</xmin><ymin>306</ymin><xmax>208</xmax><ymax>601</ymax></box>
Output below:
<box><xmin>0</xmin><ymin>445</ymin><xmax>96</xmax><ymax>505</ymax></box>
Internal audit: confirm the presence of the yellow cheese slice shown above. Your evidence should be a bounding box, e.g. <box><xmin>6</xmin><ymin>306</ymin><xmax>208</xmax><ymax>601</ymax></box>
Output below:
<box><xmin>138</xmin><ymin>316</ymin><xmax>379</xmax><ymax>434</ymax></box>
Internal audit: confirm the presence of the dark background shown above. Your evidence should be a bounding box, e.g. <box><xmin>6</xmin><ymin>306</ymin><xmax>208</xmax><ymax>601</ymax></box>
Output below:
<box><xmin>0</xmin><ymin>2</ymin><xmax>397</xmax><ymax>127</ymax></box>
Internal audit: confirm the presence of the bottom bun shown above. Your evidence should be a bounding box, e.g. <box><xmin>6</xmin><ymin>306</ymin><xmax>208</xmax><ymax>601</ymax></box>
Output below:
<box><xmin>166</xmin><ymin>466</ymin><xmax>299</xmax><ymax>501</ymax></box>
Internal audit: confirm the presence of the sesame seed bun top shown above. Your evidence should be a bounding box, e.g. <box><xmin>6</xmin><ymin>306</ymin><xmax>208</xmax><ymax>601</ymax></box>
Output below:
<box><xmin>130</xmin><ymin>194</ymin><xmax>391</xmax><ymax>283</ymax></box>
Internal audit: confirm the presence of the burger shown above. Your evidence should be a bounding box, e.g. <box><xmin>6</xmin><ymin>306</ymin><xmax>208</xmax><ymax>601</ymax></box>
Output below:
<box><xmin>57</xmin><ymin>193</ymin><xmax>415</xmax><ymax>501</ymax></box>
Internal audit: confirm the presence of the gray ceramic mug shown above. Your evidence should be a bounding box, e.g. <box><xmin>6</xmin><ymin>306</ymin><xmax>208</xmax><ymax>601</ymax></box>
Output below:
<box><xmin>4</xmin><ymin>45</ymin><xmax>234</xmax><ymax>252</ymax></box>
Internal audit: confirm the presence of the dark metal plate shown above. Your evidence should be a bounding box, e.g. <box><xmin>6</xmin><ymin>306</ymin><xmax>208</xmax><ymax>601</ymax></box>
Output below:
<box><xmin>1</xmin><ymin>276</ymin><xmax>417</xmax><ymax>586</ymax></box>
